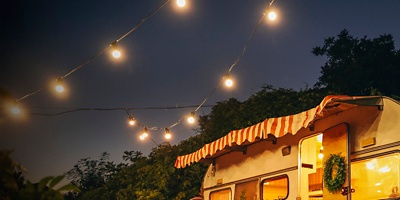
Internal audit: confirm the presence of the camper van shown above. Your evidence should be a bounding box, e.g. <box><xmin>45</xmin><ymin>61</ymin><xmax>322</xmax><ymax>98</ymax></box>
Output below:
<box><xmin>175</xmin><ymin>95</ymin><xmax>400</xmax><ymax>200</ymax></box>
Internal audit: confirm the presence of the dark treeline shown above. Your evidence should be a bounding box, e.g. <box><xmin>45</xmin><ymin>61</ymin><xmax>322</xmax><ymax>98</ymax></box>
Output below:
<box><xmin>1</xmin><ymin>30</ymin><xmax>399</xmax><ymax>200</ymax></box>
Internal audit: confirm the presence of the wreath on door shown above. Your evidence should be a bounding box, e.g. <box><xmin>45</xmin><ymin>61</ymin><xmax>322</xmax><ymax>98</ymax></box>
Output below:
<box><xmin>323</xmin><ymin>153</ymin><xmax>347</xmax><ymax>193</ymax></box>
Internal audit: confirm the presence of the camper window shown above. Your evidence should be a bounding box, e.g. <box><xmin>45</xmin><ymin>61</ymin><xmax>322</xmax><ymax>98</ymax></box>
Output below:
<box><xmin>261</xmin><ymin>175</ymin><xmax>289</xmax><ymax>200</ymax></box>
<box><xmin>210</xmin><ymin>188</ymin><xmax>231</xmax><ymax>200</ymax></box>
<box><xmin>234</xmin><ymin>180</ymin><xmax>258</xmax><ymax>200</ymax></box>
<box><xmin>351</xmin><ymin>153</ymin><xmax>400</xmax><ymax>200</ymax></box>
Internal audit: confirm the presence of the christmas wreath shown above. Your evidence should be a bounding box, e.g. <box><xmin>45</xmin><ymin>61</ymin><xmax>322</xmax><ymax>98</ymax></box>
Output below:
<box><xmin>323</xmin><ymin>153</ymin><xmax>347</xmax><ymax>193</ymax></box>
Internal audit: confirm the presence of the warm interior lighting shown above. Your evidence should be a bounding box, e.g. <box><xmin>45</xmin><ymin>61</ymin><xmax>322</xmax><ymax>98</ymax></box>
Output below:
<box><xmin>187</xmin><ymin>112</ymin><xmax>195</xmax><ymax>124</ymax></box>
<box><xmin>55</xmin><ymin>78</ymin><xmax>64</xmax><ymax>93</ymax></box>
<box><xmin>128</xmin><ymin>115</ymin><xmax>135</xmax><ymax>125</ymax></box>
<box><xmin>176</xmin><ymin>0</ymin><xmax>186</xmax><ymax>7</ymax></box>
<box><xmin>268</xmin><ymin>11</ymin><xmax>277</xmax><ymax>21</ymax></box>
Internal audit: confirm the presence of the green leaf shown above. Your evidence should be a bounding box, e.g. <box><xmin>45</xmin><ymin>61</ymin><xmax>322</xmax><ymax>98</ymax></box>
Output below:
<box><xmin>38</xmin><ymin>176</ymin><xmax>53</xmax><ymax>192</ymax></box>
<box><xmin>57</xmin><ymin>183</ymin><xmax>81</xmax><ymax>192</ymax></box>
<box><xmin>49</xmin><ymin>175</ymin><xmax>64</xmax><ymax>189</ymax></box>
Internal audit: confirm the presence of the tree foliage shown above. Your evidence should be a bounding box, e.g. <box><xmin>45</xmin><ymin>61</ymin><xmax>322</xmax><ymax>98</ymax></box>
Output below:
<box><xmin>313</xmin><ymin>29</ymin><xmax>400</xmax><ymax>97</ymax></box>
<box><xmin>0</xmin><ymin>151</ymin><xmax>79</xmax><ymax>200</ymax></box>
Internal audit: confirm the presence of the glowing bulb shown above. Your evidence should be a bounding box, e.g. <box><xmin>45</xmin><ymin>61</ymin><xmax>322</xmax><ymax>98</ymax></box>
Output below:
<box><xmin>177</xmin><ymin>0</ymin><xmax>186</xmax><ymax>7</ymax></box>
<box><xmin>11</xmin><ymin>106</ymin><xmax>21</xmax><ymax>115</ymax></box>
<box><xmin>55</xmin><ymin>85</ymin><xmax>64</xmax><ymax>93</ymax></box>
<box><xmin>112</xmin><ymin>49</ymin><xmax>121</xmax><ymax>58</ymax></box>
<box><xmin>128</xmin><ymin>115</ymin><xmax>135</xmax><ymax>126</ymax></box>
<box><xmin>318</xmin><ymin>153</ymin><xmax>324</xmax><ymax>159</ymax></box>
<box><xmin>188</xmin><ymin>112</ymin><xmax>195</xmax><ymax>124</ymax></box>
<box><xmin>268</xmin><ymin>11</ymin><xmax>277</xmax><ymax>21</ymax></box>
<box><xmin>165</xmin><ymin>128</ymin><xmax>171</xmax><ymax>139</ymax></box>
<box><xmin>55</xmin><ymin>78</ymin><xmax>64</xmax><ymax>93</ymax></box>
<box><xmin>140</xmin><ymin>135</ymin><xmax>145</xmax><ymax>140</ymax></box>
<box><xmin>225</xmin><ymin>78</ymin><xmax>233</xmax><ymax>87</ymax></box>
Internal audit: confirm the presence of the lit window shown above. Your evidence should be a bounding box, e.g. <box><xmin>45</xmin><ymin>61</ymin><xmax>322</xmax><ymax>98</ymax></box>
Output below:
<box><xmin>261</xmin><ymin>175</ymin><xmax>289</xmax><ymax>200</ymax></box>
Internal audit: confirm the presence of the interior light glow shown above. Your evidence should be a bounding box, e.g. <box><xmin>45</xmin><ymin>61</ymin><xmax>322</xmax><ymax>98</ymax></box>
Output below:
<box><xmin>379</xmin><ymin>166</ymin><xmax>390</xmax><ymax>173</ymax></box>
<box><xmin>177</xmin><ymin>0</ymin><xmax>186</xmax><ymax>7</ymax></box>
<box><xmin>317</xmin><ymin>134</ymin><xmax>323</xmax><ymax>142</ymax></box>
<box><xmin>318</xmin><ymin>153</ymin><xmax>324</xmax><ymax>159</ymax></box>
<box><xmin>187</xmin><ymin>112</ymin><xmax>195</xmax><ymax>124</ymax></box>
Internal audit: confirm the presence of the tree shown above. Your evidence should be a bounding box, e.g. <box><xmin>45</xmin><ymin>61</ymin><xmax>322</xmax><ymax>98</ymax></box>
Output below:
<box><xmin>1</xmin><ymin>150</ymin><xmax>78</xmax><ymax>200</ymax></box>
<box><xmin>65</xmin><ymin>152</ymin><xmax>117</xmax><ymax>199</ymax></box>
<box><xmin>313</xmin><ymin>29</ymin><xmax>400</xmax><ymax>97</ymax></box>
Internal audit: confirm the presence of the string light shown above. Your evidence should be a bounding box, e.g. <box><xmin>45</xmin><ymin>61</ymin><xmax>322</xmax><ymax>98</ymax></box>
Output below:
<box><xmin>187</xmin><ymin>112</ymin><xmax>195</xmax><ymax>124</ymax></box>
<box><xmin>10</xmin><ymin>101</ymin><xmax>22</xmax><ymax>115</ymax></box>
<box><xmin>224</xmin><ymin>74</ymin><xmax>233</xmax><ymax>87</ymax></box>
<box><xmin>55</xmin><ymin>78</ymin><xmax>64</xmax><ymax>93</ymax></box>
<box><xmin>111</xmin><ymin>41</ymin><xmax>121</xmax><ymax>59</ymax></box>
<box><xmin>128</xmin><ymin>115</ymin><xmax>135</xmax><ymax>126</ymax></box>
<box><xmin>139</xmin><ymin>127</ymin><xmax>149</xmax><ymax>140</ymax></box>
<box><xmin>5</xmin><ymin>0</ymin><xmax>281</xmax><ymax>145</ymax></box>
<box><xmin>164</xmin><ymin>128</ymin><xmax>172</xmax><ymax>139</ymax></box>
<box><xmin>267</xmin><ymin>11</ymin><xmax>277</xmax><ymax>21</ymax></box>
<box><xmin>176</xmin><ymin>0</ymin><xmax>186</xmax><ymax>7</ymax></box>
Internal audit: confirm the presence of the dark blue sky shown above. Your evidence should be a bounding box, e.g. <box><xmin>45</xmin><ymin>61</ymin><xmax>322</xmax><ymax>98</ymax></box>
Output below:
<box><xmin>1</xmin><ymin>0</ymin><xmax>400</xmax><ymax>182</ymax></box>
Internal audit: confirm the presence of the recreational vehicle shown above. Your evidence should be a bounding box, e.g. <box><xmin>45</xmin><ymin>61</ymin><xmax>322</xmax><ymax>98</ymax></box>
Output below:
<box><xmin>175</xmin><ymin>95</ymin><xmax>400</xmax><ymax>200</ymax></box>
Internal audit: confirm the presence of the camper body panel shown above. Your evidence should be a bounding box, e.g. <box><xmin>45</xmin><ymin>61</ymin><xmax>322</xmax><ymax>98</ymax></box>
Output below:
<box><xmin>202</xmin><ymin>97</ymin><xmax>400</xmax><ymax>200</ymax></box>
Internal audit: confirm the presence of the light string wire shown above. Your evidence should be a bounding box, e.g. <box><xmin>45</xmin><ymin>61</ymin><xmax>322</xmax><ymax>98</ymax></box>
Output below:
<box><xmin>187</xmin><ymin>0</ymin><xmax>274</xmax><ymax>117</ymax></box>
<box><xmin>16</xmin><ymin>0</ymin><xmax>171</xmax><ymax>102</ymax></box>
<box><xmin>9</xmin><ymin>0</ymin><xmax>277</xmax><ymax>137</ymax></box>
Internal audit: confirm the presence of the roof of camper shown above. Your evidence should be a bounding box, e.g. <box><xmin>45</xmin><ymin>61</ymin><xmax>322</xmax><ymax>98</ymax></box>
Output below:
<box><xmin>174</xmin><ymin>95</ymin><xmax>385</xmax><ymax>168</ymax></box>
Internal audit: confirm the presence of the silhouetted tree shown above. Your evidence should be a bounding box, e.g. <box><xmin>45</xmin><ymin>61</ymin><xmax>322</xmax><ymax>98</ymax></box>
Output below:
<box><xmin>313</xmin><ymin>29</ymin><xmax>400</xmax><ymax>97</ymax></box>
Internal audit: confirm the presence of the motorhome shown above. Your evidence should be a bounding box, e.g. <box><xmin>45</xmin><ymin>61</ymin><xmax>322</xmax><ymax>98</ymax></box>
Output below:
<box><xmin>175</xmin><ymin>95</ymin><xmax>400</xmax><ymax>200</ymax></box>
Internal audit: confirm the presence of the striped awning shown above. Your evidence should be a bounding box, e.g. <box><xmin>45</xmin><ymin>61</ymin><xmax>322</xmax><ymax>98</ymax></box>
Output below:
<box><xmin>174</xmin><ymin>95</ymin><xmax>370</xmax><ymax>168</ymax></box>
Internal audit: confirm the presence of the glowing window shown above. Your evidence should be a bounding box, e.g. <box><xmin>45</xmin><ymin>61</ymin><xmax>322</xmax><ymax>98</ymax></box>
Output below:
<box><xmin>210</xmin><ymin>188</ymin><xmax>231</xmax><ymax>200</ymax></box>
<box><xmin>351</xmin><ymin>153</ymin><xmax>399</xmax><ymax>200</ymax></box>
<box><xmin>261</xmin><ymin>175</ymin><xmax>289</xmax><ymax>200</ymax></box>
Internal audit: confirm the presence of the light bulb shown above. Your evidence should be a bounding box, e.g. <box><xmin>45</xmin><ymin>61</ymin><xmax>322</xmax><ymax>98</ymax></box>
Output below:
<box><xmin>177</xmin><ymin>0</ymin><xmax>186</xmax><ymax>7</ymax></box>
<box><xmin>225</xmin><ymin>78</ymin><xmax>233</xmax><ymax>87</ymax></box>
<box><xmin>112</xmin><ymin>49</ymin><xmax>121</xmax><ymax>58</ymax></box>
<box><xmin>55</xmin><ymin>85</ymin><xmax>64</xmax><ymax>93</ymax></box>
<box><xmin>268</xmin><ymin>11</ymin><xmax>277</xmax><ymax>21</ymax></box>
<box><xmin>318</xmin><ymin>153</ymin><xmax>324</xmax><ymax>159</ymax></box>
<box><xmin>188</xmin><ymin>112</ymin><xmax>195</xmax><ymax>124</ymax></box>
<box><xmin>128</xmin><ymin>116</ymin><xmax>135</xmax><ymax>126</ymax></box>
<box><xmin>11</xmin><ymin>106</ymin><xmax>21</xmax><ymax>115</ymax></box>
<box><xmin>55</xmin><ymin>78</ymin><xmax>64</xmax><ymax>93</ymax></box>
<box><xmin>165</xmin><ymin>128</ymin><xmax>171</xmax><ymax>139</ymax></box>
<box><xmin>139</xmin><ymin>135</ymin><xmax>145</xmax><ymax>140</ymax></box>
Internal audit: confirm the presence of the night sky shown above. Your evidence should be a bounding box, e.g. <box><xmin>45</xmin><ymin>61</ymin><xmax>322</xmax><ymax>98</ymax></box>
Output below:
<box><xmin>1</xmin><ymin>0</ymin><xmax>399</xmax><ymax>182</ymax></box>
